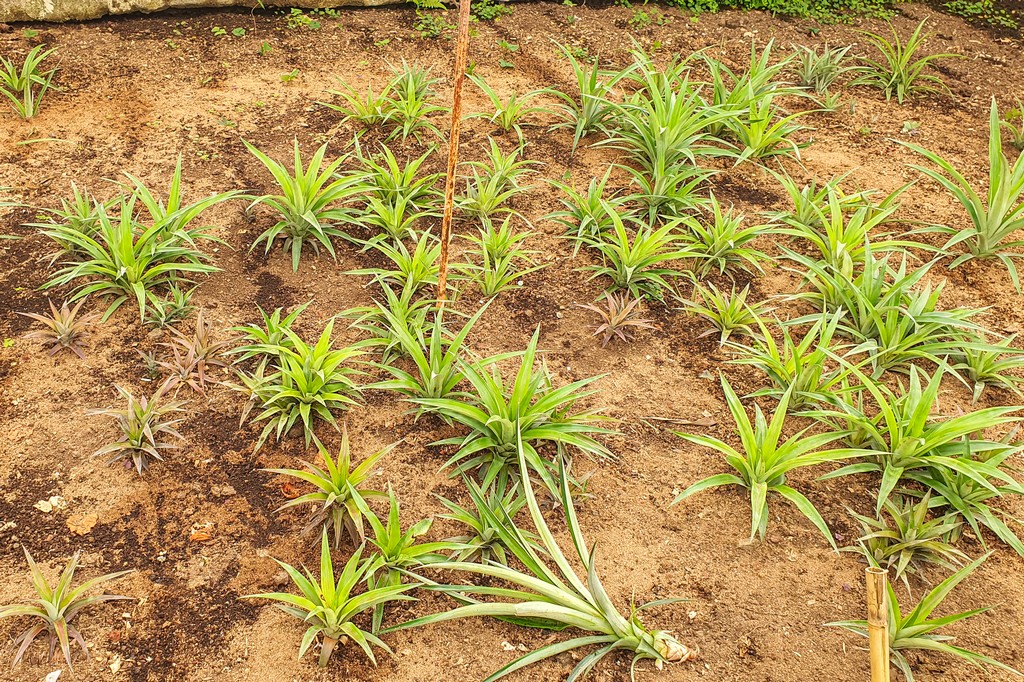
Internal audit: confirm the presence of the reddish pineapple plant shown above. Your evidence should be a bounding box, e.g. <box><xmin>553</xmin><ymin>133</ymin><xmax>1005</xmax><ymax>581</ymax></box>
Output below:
<box><xmin>578</xmin><ymin>291</ymin><xmax>657</xmax><ymax>347</ymax></box>
<box><xmin>19</xmin><ymin>298</ymin><xmax>100</xmax><ymax>359</ymax></box>
<box><xmin>157</xmin><ymin>309</ymin><xmax>233</xmax><ymax>393</ymax></box>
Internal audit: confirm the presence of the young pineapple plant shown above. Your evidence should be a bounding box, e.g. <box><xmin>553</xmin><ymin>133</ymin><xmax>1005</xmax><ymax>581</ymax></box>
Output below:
<box><xmin>157</xmin><ymin>310</ymin><xmax>233</xmax><ymax>394</ymax></box>
<box><xmin>577</xmin><ymin>208</ymin><xmax>695</xmax><ymax>301</ymax></box>
<box><xmin>784</xmin><ymin>239</ymin><xmax>897</xmax><ymax>315</ymax></box>
<box><xmin>471</xmin><ymin>138</ymin><xmax>539</xmax><ymax>190</ymax></box>
<box><xmin>814</xmin><ymin>89</ymin><xmax>842</xmax><ymax>112</ymax></box>
<box><xmin>673</xmin><ymin>376</ymin><xmax>861</xmax><ymax>547</ymax></box>
<box><xmin>629</xmin><ymin>162</ymin><xmax>715</xmax><ymax>226</ymax></box>
<box><xmin>829</xmin><ymin>554</ymin><xmax>1021</xmax><ymax>680</ymax></box>
<box><xmin>728</xmin><ymin>89</ymin><xmax>813</xmax><ymax>164</ymax></box>
<box><xmin>236</xmin><ymin>318</ymin><xmax>365</xmax><ymax>451</ymax></box>
<box><xmin>31</xmin><ymin>183</ymin><xmax>111</xmax><ymax>261</ymax></box>
<box><xmin>0</xmin><ymin>45</ymin><xmax>58</xmax><ymax>119</ymax></box>
<box><xmin>121</xmin><ymin>156</ymin><xmax>240</xmax><ymax>235</ymax></box>
<box><xmin>230</xmin><ymin>301</ymin><xmax>311</xmax><ymax>370</ymax></box>
<box><xmin>680</xmin><ymin>282</ymin><xmax>771</xmax><ymax>345</ymax></box>
<box><xmin>355</xmin><ymin>142</ymin><xmax>441</xmax><ymax>214</ymax></box>
<box><xmin>19</xmin><ymin>298</ymin><xmax>99</xmax><ymax>359</ymax></box>
<box><xmin>457</xmin><ymin>217</ymin><xmax>546</xmax><ymax>297</ymax></box>
<box><xmin>846</xmin><ymin>493</ymin><xmax>967</xmax><ymax>590</ymax></box>
<box><xmin>468</xmin><ymin>74</ymin><xmax>555</xmax><ymax>141</ymax></box>
<box><xmin>90</xmin><ymin>383</ymin><xmax>187</xmax><ymax>474</ymax></box>
<box><xmin>950</xmin><ymin>333</ymin><xmax>1024</xmax><ymax>403</ymax></box>
<box><xmin>352</xmin><ymin>145</ymin><xmax>441</xmax><ymax>244</ymax></box>
<box><xmin>675</xmin><ymin>193</ymin><xmax>770</xmax><ymax>278</ymax></box>
<box><xmin>42</xmin><ymin>195</ymin><xmax>220</xmax><ymax>322</ymax></box>
<box><xmin>464</xmin><ymin>215</ymin><xmax>533</xmax><ymax>265</ymax></box>
<box><xmin>137</xmin><ymin>348</ymin><xmax>161</xmax><ymax>381</ymax></box>
<box><xmin>818</xmin><ymin>363</ymin><xmax>1023</xmax><ymax>513</ymax></box>
<box><xmin>244</xmin><ymin>531</ymin><xmax>418</xmax><ymax>667</ymax></box>
<box><xmin>791</xmin><ymin>43</ymin><xmax>853</xmax><ymax>95</ymax></box>
<box><xmin>777</xmin><ymin>187</ymin><xmax>906</xmax><ymax>275</ymax></box>
<box><xmin>348</xmin><ymin>230</ymin><xmax>442</xmax><ymax>295</ymax></box>
<box><xmin>354</xmin><ymin>488</ymin><xmax>465</xmax><ymax>633</ymax></box>
<box><xmin>789</xmin><ymin>247</ymin><xmax>984</xmax><ymax>375</ymax></box>
<box><xmin>577</xmin><ymin>291</ymin><xmax>657</xmax><ymax>347</ymax></box>
<box><xmin>549</xmin><ymin>42</ymin><xmax>627</xmax><ymax>151</ymax></box>
<box><xmin>901</xmin><ymin>99</ymin><xmax>1024</xmax><ymax>289</ymax></box>
<box><xmin>727</xmin><ymin>312</ymin><xmax>858</xmax><ymax>408</ymax></box>
<box><xmin>623</xmin><ymin>41</ymin><xmax>688</xmax><ymax>94</ymax></box>
<box><xmin>457</xmin><ymin>140</ymin><xmax>537</xmax><ymax>220</ymax></box>
<box><xmin>600</xmin><ymin>71</ymin><xmax>728</xmax><ymax>222</ymax></box>
<box><xmin>383</xmin><ymin>60</ymin><xmax>448</xmax><ymax>142</ymax></box>
<box><xmin>850</xmin><ymin>19</ymin><xmax>960</xmax><ymax>104</ymax></box>
<box><xmin>369</xmin><ymin>303</ymin><xmax>493</xmax><ymax>408</ymax></box>
<box><xmin>144</xmin><ymin>284</ymin><xmax>196</xmax><ymax>329</ymax></box>
<box><xmin>908</xmin><ymin>448</ymin><xmax>1024</xmax><ymax>557</ymax></box>
<box><xmin>547</xmin><ymin>168</ymin><xmax>632</xmax><ymax>250</ymax></box>
<box><xmin>436</xmin><ymin>471</ymin><xmax>540</xmax><ymax>565</ymax></box>
<box><xmin>415</xmin><ymin>328</ymin><xmax>615</xmax><ymax>497</ymax></box>
<box><xmin>768</xmin><ymin>169</ymin><xmax>901</xmax><ymax>235</ymax></box>
<box><xmin>244</xmin><ymin>139</ymin><xmax>361</xmax><ymax>271</ymax></box>
<box><xmin>0</xmin><ymin>548</ymin><xmax>132</xmax><ymax>667</ymax></box>
<box><xmin>356</xmin><ymin>194</ymin><xmax>433</xmax><ymax>245</ymax></box>
<box><xmin>698</xmin><ymin>40</ymin><xmax>798</xmax><ymax>133</ymax></box>
<box><xmin>264</xmin><ymin>426</ymin><xmax>392</xmax><ymax>548</ymax></box>
<box><xmin>386</xmin><ymin>443</ymin><xmax>695</xmax><ymax>679</ymax></box>
<box><xmin>344</xmin><ymin>283</ymin><xmax>430</xmax><ymax>365</ymax></box>
<box><xmin>600</xmin><ymin>72</ymin><xmax>732</xmax><ymax>181</ymax></box>
<box><xmin>321</xmin><ymin>78</ymin><xmax>394</xmax><ymax>128</ymax></box>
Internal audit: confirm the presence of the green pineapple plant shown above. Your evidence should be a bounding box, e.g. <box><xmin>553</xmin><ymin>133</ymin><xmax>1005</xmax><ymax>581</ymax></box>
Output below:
<box><xmin>0</xmin><ymin>548</ymin><xmax>132</xmax><ymax>667</ymax></box>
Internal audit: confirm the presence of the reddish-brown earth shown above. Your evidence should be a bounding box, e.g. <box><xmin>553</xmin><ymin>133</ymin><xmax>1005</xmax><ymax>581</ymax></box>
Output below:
<box><xmin>1</xmin><ymin>3</ymin><xmax>1023</xmax><ymax>681</ymax></box>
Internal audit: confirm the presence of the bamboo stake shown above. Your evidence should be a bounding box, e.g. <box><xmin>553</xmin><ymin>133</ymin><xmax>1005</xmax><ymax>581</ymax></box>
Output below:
<box><xmin>866</xmin><ymin>566</ymin><xmax>891</xmax><ymax>682</ymax></box>
<box><xmin>436</xmin><ymin>0</ymin><xmax>473</xmax><ymax>307</ymax></box>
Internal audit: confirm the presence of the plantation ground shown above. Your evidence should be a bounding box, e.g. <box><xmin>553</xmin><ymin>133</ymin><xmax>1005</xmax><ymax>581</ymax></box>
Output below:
<box><xmin>1</xmin><ymin>3</ymin><xmax>1024</xmax><ymax>681</ymax></box>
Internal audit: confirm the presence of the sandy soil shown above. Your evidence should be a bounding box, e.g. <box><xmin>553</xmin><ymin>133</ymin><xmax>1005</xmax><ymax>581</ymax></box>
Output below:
<box><xmin>1</xmin><ymin>3</ymin><xmax>1023</xmax><ymax>681</ymax></box>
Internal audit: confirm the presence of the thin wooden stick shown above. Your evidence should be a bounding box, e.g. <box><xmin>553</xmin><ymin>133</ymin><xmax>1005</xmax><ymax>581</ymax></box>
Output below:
<box><xmin>866</xmin><ymin>566</ymin><xmax>891</xmax><ymax>682</ymax></box>
<box><xmin>436</xmin><ymin>0</ymin><xmax>473</xmax><ymax>308</ymax></box>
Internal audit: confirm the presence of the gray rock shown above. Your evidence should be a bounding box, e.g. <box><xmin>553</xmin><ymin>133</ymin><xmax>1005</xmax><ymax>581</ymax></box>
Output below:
<box><xmin>2</xmin><ymin>0</ymin><xmax>404</xmax><ymax>23</ymax></box>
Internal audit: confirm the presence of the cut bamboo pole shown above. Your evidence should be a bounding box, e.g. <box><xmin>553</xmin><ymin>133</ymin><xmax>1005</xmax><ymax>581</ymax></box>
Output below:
<box><xmin>866</xmin><ymin>566</ymin><xmax>891</xmax><ymax>682</ymax></box>
<box><xmin>435</xmin><ymin>0</ymin><xmax>473</xmax><ymax>308</ymax></box>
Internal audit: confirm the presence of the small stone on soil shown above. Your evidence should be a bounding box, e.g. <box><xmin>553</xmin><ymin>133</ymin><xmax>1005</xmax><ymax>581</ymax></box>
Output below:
<box><xmin>211</xmin><ymin>484</ymin><xmax>236</xmax><ymax>497</ymax></box>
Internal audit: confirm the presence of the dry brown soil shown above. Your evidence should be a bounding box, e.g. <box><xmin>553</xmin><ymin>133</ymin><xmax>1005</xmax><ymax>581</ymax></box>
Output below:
<box><xmin>1</xmin><ymin>3</ymin><xmax>1023</xmax><ymax>681</ymax></box>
